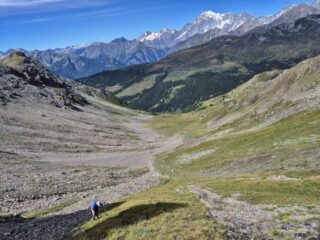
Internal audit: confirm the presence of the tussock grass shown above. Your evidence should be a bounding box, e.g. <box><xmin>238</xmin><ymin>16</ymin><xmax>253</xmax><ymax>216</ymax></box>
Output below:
<box><xmin>24</xmin><ymin>200</ymin><xmax>74</xmax><ymax>219</ymax></box>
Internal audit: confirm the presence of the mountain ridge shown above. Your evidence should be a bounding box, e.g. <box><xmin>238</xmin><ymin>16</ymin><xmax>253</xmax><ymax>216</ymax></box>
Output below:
<box><xmin>1</xmin><ymin>2</ymin><xmax>319</xmax><ymax>80</ymax></box>
<box><xmin>170</xmin><ymin>3</ymin><xmax>320</xmax><ymax>53</ymax></box>
<box><xmin>0</xmin><ymin>51</ymin><xmax>89</xmax><ymax>109</ymax></box>
<box><xmin>77</xmin><ymin>14</ymin><xmax>320</xmax><ymax>112</ymax></box>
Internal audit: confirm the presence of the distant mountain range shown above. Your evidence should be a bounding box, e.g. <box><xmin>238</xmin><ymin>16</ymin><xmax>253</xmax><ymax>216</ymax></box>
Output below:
<box><xmin>78</xmin><ymin>14</ymin><xmax>320</xmax><ymax>112</ymax></box>
<box><xmin>1</xmin><ymin>2</ymin><xmax>320</xmax><ymax>79</ymax></box>
<box><xmin>0</xmin><ymin>40</ymin><xmax>167</xmax><ymax>79</ymax></box>
<box><xmin>170</xmin><ymin>4</ymin><xmax>320</xmax><ymax>53</ymax></box>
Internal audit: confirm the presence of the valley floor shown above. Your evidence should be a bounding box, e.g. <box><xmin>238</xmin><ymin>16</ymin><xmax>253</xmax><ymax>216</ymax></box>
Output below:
<box><xmin>1</xmin><ymin>56</ymin><xmax>320</xmax><ymax>240</ymax></box>
<box><xmin>71</xmin><ymin>110</ymin><xmax>320</xmax><ymax>240</ymax></box>
<box><xmin>67</xmin><ymin>56</ymin><xmax>320</xmax><ymax>239</ymax></box>
<box><xmin>0</xmin><ymin>93</ymin><xmax>182</xmax><ymax>240</ymax></box>
<box><xmin>1</xmin><ymin>104</ymin><xmax>320</xmax><ymax>240</ymax></box>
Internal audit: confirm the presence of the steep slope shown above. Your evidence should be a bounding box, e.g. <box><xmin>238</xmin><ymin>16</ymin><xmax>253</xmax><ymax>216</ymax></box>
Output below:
<box><xmin>78</xmin><ymin>38</ymin><xmax>167</xmax><ymax>65</ymax></box>
<box><xmin>169</xmin><ymin>28</ymin><xmax>228</xmax><ymax>53</ymax></box>
<box><xmin>198</xmin><ymin>55</ymin><xmax>320</xmax><ymax>134</ymax></box>
<box><xmin>150</xmin><ymin>54</ymin><xmax>320</xmax><ymax>180</ymax></box>
<box><xmin>30</xmin><ymin>49</ymin><xmax>125</xmax><ymax>80</ymax></box>
<box><xmin>175</xmin><ymin>12</ymin><xmax>255</xmax><ymax>42</ymax></box>
<box><xmin>0</xmin><ymin>51</ymin><xmax>182</xmax><ymax>240</ymax></box>
<box><xmin>268</xmin><ymin>3</ymin><xmax>320</xmax><ymax>27</ymax></box>
<box><xmin>0</xmin><ymin>51</ymin><xmax>89</xmax><ymax>109</ymax></box>
<box><xmin>73</xmin><ymin>56</ymin><xmax>320</xmax><ymax>240</ymax></box>
<box><xmin>78</xmin><ymin>15</ymin><xmax>320</xmax><ymax>112</ymax></box>
<box><xmin>137</xmin><ymin>28</ymin><xmax>180</xmax><ymax>49</ymax></box>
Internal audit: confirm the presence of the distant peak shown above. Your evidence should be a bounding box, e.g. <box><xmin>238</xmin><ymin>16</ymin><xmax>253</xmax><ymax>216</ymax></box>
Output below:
<box><xmin>67</xmin><ymin>44</ymin><xmax>88</xmax><ymax>49</ymax></box>
<box><xmin>160</xmin><ymin>28</ymin><xmax>176</xmax><ymax>33</ymax></box>
<box><xmin>312</xmin><ymin>0</ymin><xmax>320</xmax><ymax>8</ymax></box>
<box><xmin>197</xmin><ymin>10</ymin><xmax>241</xmax><ymax>22</ymax></box>
<box><xmin>111</xmin><ymin>37</ymin><xmax>128</xmax><ymax>43</ymax></box>
<box><xmin>240</xmin><ymin>12</ymin><xmax>254</xmax><ymax>18</ymax></box>
<box><xmin>200</xmin><ymin>11</ymin><xmax>222</xmax><ymax>17</ymax></box>
<box><xmin>2</xmin><ymin>51</ymin><xmax>31</xmax><ymax>68</ymax></box>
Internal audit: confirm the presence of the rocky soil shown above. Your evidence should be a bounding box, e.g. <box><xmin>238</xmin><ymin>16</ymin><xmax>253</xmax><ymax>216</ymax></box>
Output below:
<box><xmin>0</xmin><ymin>166</ymin><xmax>160</xmax><ymax>240</ymax></box>
<box><xmin>190</xmin><ymin>186</ymin><xmax>320</xmax><ymax>240</ymax></box>
<box><xmin>0</xmin><ymin>77</ymin><xmax>183</xmax><ymax>240</ymax></box>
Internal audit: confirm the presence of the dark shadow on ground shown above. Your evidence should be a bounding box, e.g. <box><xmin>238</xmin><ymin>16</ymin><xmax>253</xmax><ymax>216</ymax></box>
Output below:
<box><xmin>0</xmin><ymin>201</ymin><xmax>124</xmax><ymax>240</ymax></box>
<box><xmin>74</xmin><ymin>202</ymin><xmax>188</xmax><ymax>240</ymax></box>
<box><xmin>96</xmin><ymin>201</ymin><xmax>124</xmax><ymax>217</ymax></box>
<box><xmin>0</xmin><ymin>215</ymin><xmax>27</xmax><ymax>224</ymax></box>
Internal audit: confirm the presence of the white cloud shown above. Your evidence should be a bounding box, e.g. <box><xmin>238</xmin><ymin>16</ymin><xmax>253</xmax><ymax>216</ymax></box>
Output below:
<box><xmin>75</xmin><ymin>7</ymin><xmax>124</xmax><ymax>17</ymax></box>
<box><xmin>16</xmin><ymin>17</ymin><xmax>51</xmax><ymax>23</ymax></box>
<box><xmin>0</xmin><ymin>0</ymin><xmax>65</xmax><ymax>7</ymax></box>
<box><xmin>0</xmin><ymin>0</ymin><xmax>175</xmax><ymax>25</ymax></box>
<box><xmin>0</xmin><ymin>0</ymin><xmax>124</xmax><ymax>17</ymax></box>
<box><xmin>0</xmin><ymin>0</ymin><xmax>120</xmax><ymax>8</ymax></box>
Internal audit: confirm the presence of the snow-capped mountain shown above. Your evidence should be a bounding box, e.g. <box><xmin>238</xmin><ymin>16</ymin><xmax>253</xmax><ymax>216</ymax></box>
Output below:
<box><xmin>2</xmin><ymin>2</ymin><xmax>319</xmax><ymax>79</ymax></box>
<box><xmin>168</xmin><ymin>3</ymin><xmax>320</xmax><ymax>53</ymax></box>
<box><xmin>176</xmin><ymin>11</ymin><xmax>255</xmax><ymax>42</ymax></box>
<box><xmin>268</xmin><ymin>4</ymin><xmax>320</xmax><ymax>27</ymax></box>
<box><xmin>137</xmin><ymin>28</ymin><xmax>179</xmax><ymax>49</ymax></box>
<box><xmin>139</xmin><ymin>11</ymin><xmax>261</xmax><ymax>49</ymax></box>
<box><xmin>139</xmin><ymin>10</ymin><xmax>280</xmax><ymax>50</ymax></box>
<box><xmin>314</xmin><ymin>0</ymin><xmax>320</xmax><ymax>8</ymax></box>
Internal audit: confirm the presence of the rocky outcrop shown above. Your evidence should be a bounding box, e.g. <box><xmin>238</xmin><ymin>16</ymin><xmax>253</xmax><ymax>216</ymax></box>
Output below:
<box><xmin>0</xmin><ymin>51</ymin><xmax>88</xmax><ymax>109</ymax></box>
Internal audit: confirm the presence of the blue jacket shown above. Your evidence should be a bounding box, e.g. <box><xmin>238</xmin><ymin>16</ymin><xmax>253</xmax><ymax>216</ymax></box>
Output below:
<box><xmin>91</xmin><ymin>200</ymin><xmax>98</xmax><ymax>210</ymax></box>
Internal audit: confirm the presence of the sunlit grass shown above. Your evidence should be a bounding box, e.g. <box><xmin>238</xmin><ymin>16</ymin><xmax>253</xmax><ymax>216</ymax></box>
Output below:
<box><xmin>74</xmin><ymin>182</ymin><xmax>225</xmax><ymax>240</ymax></box>
<box><xmin>73</xmin><ymin>60</ymin><xmax>320</xmax><ymax>239</ymax></box>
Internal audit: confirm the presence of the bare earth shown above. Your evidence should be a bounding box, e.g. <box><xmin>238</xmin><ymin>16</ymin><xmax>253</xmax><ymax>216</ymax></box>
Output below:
<box><xmin>0</xmin><ymin>93</ymin><xmax>183</xmax><ymax>240</ymax></box>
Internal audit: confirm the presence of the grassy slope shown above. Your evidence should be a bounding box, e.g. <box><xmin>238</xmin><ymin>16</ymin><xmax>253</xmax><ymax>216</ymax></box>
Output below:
<box><xmin>74</xmin><ymin>56</ymin><xmax>320</xmax><ymax>239</ymax></box>
<box><xmin>0</xmin><ymin>53</ymin><xmax>25</xmax><ymax>68</ymax></box>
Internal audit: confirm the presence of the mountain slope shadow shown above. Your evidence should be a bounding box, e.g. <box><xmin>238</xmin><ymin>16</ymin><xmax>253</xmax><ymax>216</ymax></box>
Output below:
<box><xmin>0</xmin><ymin>202</ymin><xmax>124</xmax><ymax>240</ymax></box>
<box><xmin>73</xmin><ymin>202</ymin><xmax>188</xmax><ymax>240</ymax></box>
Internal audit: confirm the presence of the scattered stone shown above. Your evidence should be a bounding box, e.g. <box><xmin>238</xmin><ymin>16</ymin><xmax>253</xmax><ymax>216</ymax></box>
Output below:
<box><xmin>190</xmin><ymin>186</ymin><xmax>320</xmax><ymax>239</ymax></box>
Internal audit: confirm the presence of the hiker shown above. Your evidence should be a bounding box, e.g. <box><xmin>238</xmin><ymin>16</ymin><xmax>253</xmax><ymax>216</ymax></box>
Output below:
<box><xmin>90</xmin><ymin>200</ymin><xmax>102</xmax><ymax>220</ymax></box>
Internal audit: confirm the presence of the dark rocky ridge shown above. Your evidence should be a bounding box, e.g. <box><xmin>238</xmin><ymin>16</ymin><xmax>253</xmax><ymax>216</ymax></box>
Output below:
<box><xmin>0</xmin><ymin>52</ymin><xmax>88</xmax><ymax>109</ymax></box>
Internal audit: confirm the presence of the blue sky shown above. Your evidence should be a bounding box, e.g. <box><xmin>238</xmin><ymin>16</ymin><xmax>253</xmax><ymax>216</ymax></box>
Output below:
<box><xmin>0</xmin><ymin>0</ymin><xmax>314</xmax><ymax>51</ymax></box>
